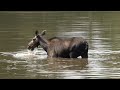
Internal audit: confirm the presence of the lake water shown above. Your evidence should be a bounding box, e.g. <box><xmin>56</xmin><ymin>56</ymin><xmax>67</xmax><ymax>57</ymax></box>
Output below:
<box><xmin>0</xmin><ymin>11</ymin><xmax>120</xmax><ymax>79</ymax></box>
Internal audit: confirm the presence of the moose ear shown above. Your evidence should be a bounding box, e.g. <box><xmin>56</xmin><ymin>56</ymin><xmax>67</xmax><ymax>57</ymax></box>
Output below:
<box><xmin>41</xmin><ymin>30</ymin><xmax>46</xmax><ymax>36</ymax></box>
<box><xmin>35</xmin><ymin>30</ymin><xmax>39</xmax><ymax>36</ymax></box>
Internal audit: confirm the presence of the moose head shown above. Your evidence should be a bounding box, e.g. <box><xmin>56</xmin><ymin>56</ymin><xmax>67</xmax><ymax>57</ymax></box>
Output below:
<box><xmin>27</xmin><ymin>30</ymin><xmax>46</xmax><ymax>51</ymax></box>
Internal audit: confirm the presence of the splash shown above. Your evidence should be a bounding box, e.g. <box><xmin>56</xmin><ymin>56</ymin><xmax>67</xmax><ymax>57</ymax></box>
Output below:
<box><xmin>13</xmin><ymin>48</ymin><xmax>47</xmax><ymax>60</ymax></box>
<box><xmin>0</xmin><ymin>48</ymin><xmax>47</xmax><ymax>60</ymax></box>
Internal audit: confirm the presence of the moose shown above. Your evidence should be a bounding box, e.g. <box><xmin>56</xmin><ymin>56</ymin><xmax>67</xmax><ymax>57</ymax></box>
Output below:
<box><xmin>27</xmin><ymin>30</ymin><xmax>88</xmax><ymax>58</ymax></box>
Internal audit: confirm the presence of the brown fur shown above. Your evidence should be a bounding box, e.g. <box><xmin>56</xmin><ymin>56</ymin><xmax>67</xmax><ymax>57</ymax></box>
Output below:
<box><xmin>27</xmin><ymin>30</ymin><xmax>88</xmax><ymax>58</ymax></box>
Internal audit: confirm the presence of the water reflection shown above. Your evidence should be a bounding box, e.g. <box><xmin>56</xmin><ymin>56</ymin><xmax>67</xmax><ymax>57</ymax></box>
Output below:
<box><xmin>23</xmin><ymin>58</ymin><xmax>88</xmax><ymax>79</ymax></box>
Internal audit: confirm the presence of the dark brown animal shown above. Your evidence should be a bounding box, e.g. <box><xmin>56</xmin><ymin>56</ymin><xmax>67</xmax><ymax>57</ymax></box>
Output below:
<box><xmin>27</xmin><ymin>30</ymin><xmax>88</xmax><ymax>58</ymax></box>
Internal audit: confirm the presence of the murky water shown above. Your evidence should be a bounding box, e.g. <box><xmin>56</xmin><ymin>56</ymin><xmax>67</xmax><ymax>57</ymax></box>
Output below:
<box><xmin>0</xmin><ymin>11</ymin><xmax>120</xmax><ymax>79</ymax></box>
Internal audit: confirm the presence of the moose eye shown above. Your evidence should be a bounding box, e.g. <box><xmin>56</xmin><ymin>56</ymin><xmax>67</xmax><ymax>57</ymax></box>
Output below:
<box><xmin>33</xmin><ymin>38</ymin><xmax>36</xmax><ymax>41</ymax></box>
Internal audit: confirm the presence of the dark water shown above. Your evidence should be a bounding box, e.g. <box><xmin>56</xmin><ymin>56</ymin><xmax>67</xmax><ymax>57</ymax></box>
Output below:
<box><xmin>0</xmin><ymin>11</ymin><xmax>120</xmax><ymax>79</ymax></box>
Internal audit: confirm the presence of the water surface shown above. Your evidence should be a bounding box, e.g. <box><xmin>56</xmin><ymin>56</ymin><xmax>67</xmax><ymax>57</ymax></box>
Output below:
<box><xmin>0</xmin><ymin>11</ymin><xmax>120</xmax><ymax>79</ymax></box>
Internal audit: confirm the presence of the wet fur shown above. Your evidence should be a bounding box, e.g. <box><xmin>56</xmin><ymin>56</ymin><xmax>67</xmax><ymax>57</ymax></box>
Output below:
<box><xmin>47</xmin><ymin>37</ymin><xmax>88</xmax><ymax>58</ymax></box>
<box><xmin>28</xmin><ymin>31</ymin><xmax>88</xmax><ymax>58</ymax></box>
